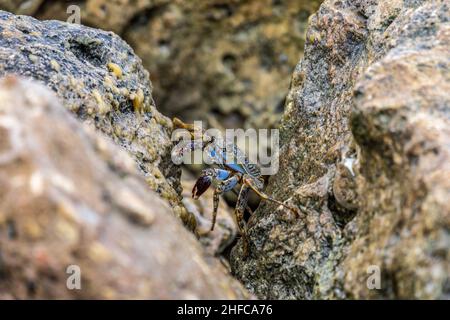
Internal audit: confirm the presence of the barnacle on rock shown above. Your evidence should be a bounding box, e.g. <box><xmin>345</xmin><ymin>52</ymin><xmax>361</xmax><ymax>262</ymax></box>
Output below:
<box><xmin>92</xmin><ymin>89</ymin><xmax>110</xmax><ymax>114</ymax></box>
<box><xmin>131</xmin><ymin>88</ymin><xmax>145</xmax><ymax>113</ymax></box>
<box><xmin>107</xmin><ymin>62</ymin><xmax>123</xmax><ymax>79</ymax></box>
<box><xmin>50</xmin><ymin>59</ymin><xmax>60</xmax><ymax>72</ymax></box>
<box><xmin>28</xmin><ymin>53</ymin><xmax>39</xmax><ymax>64</ymax></box>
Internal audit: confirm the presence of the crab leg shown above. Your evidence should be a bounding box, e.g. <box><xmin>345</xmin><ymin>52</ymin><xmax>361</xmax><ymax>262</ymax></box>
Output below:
<box><xmin>243</xmin><ymin>177</ymin><xmax>299</xmax><ymax>217</ymax></box>
<box><xmin>211</xmin><ymin>189</ymin><xmax>220</xmax><ymax>231</ymax></box>
<box><xmin>210</xmin><ymin>173</ymin><xmax>239</xmax><ymax>231</ymax></box>
<box><xmin>235</xmin><ymin>184</ymin><xmax>251</xmax><ymax>257</ymax></box>
<box><xmin>171</xmin><ymin>139</ymin><xmax>205</xmax><ymax>164</ymax></box>
<box><xmin>231</xmin><ymin>187</ymin><xmax>254</xmax><ymax>215</ymax></box>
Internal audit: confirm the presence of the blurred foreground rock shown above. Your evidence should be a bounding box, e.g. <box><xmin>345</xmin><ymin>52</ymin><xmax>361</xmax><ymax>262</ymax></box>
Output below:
<box><xmin>0</xmin><ymin>10</ymin><xmax>195</xmax><ymax>228</ymax></box>
<box><xmin>0</xmin><ymin>76</ymin><xmax>251</xmax><ymax>299</ymax></box>
<box><xmin>231</xmin><ymin>0</ymin><xmax>450</xmax><ymax>299</ymax></box>
<box><xmin>0</xmin><ymin>0</ymin><xmax>322</xmax><ymax>130</ymax></box>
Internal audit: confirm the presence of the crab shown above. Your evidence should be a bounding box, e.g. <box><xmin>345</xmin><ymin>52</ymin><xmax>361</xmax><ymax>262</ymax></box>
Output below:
<box><xmin>171</xmin><ymin>118</ymin><xmax>298</xmax><ymax>256</ymax></box>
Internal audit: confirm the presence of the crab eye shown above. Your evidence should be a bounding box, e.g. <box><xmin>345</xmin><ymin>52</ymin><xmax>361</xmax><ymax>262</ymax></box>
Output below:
<box><xmin>192</xmin><ymin>175</ymin><xmax>212</xmax><ymax>199</ymax></box>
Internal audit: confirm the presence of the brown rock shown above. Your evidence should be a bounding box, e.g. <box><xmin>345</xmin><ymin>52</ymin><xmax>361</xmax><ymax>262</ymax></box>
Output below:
<box><xmin>36</xmin><ymin>0</ymin><xmax>165</xmax><ymax>34</ymax></box>
<box><xmin>0</xmin><ymin>76</ymin><xmax>251</xmax><ymax>299</ymax></box>
<box><xmin>1</xmin><ymin>0</ymin><xmax>322</xmax><ymax>131</ymax></box>
<box><xmin>231</xmin><ymin>0</ymin><xmax>450</xmax><ymax>299</ymax></box>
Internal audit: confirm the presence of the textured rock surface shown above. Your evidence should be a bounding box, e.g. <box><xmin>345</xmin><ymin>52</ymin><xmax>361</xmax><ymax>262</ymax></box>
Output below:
<box><xmin>0</xmin><ymin>11</ymin><xmax>195</xmax><ymax>228</ymax></box>
<box><xmin>231</xmin><ymin>0</ymin><xmax>450</xmax><ymax>299</ymax></box>
<box><xmin>0</xmin><ymin>0</ymin><xmax>322</xmax><ymax>130</ymax></box>
<box><xmin>0</xmin><ymin>76</ymin><xmax>251</xmax><ymax>299</ymax></box>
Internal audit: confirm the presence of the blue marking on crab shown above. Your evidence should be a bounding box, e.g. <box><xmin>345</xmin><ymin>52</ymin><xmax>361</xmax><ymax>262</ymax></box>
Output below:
<box><xmin>216</xmin><ymin>169</ymin><xmax>231</xmax><ymax>181</ymax></box>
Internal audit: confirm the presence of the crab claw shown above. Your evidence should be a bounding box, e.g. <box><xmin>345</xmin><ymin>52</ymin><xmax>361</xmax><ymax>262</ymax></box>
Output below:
<box><xmin>192</xmin><ymin>175</ymin><xmax>212</xmax><ymax>199</ymax></box>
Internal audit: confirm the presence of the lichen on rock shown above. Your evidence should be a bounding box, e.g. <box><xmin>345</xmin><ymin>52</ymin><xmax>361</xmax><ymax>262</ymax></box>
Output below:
<box><xmin>231</xmin><ymin>0</ymin><xmax>450</xmax><ymax>299</ymax></box>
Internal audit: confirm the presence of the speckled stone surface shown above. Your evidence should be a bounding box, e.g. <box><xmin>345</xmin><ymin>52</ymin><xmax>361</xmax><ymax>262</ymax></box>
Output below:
<box><xmin>231</xmin><ymin>0</ymin><xmax>449</xmax><ymax>299</ymax></box>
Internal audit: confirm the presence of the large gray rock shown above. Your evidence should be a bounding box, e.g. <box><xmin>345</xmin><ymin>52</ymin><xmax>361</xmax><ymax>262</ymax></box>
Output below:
<box><xmin>231</xmin><ymin>0</ymin><xmax>449</xmax><ymax>299</ymax></box>
<box><xmin>0</xmin><ymin>76</ymin><xmax>251</xmax><ymax>299</ymax></box>
<box><xmin>0</xmin><ymin>10</ymin><xmax>195</xmax><ymax>228</ymax></box>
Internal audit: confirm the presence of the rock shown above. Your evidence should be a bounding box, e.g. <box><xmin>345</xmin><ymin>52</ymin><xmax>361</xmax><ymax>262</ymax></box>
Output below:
<box><xmin>0</xmin><ymin>0</ymin><xmax>322</xmax><ymax>131</ymax></box>
<box><xmin>0</xmin><ymin>11</ymin><xmax>195</xmax><ymax>228</ymax></box>
<box><xmin>36</xmin><ymin>0</ymin><xmax>165</xmax><ymax>34</ymax></box>
<box><xmin>124</xmin><ymin>0</ymin><xmax>323</xmax><ymax>131</ymax></box>
<box><xmin>0</xmin><ymin>76</ymin><xmax>251</xmax><ymax>299</ymax></box>
<box><xmin>231</xmin><ymin>0</ymin><xmax>449</xmax><ymax>299</ymax></box>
